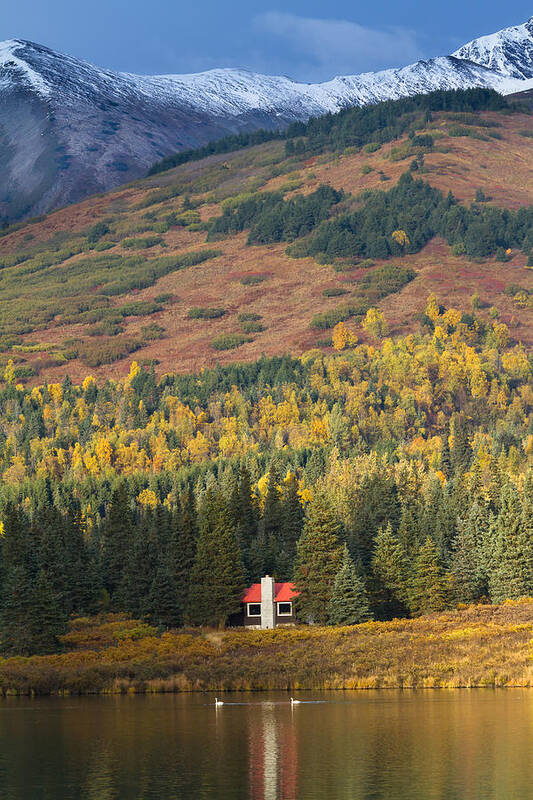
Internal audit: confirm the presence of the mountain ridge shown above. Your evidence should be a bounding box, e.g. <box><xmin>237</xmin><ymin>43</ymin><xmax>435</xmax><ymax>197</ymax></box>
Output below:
<box><xmin>3</xmin><ymin>18</ymin><xmax>533</xmax><ymax>221</ymax></box>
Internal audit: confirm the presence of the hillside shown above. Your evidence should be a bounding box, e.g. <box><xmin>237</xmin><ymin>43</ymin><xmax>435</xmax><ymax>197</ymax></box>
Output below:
<box><xmin>2</xmin><ymin>90</ymin><xmax>533</xmax><ymax>384</ymax></box>
<box><xmin>5</xmin><ymin>93</ymin><xmax>533</xmax><ymax>659</ymax></box>
<box><xmin>2</xmin><ymin>602</ymin><xmax>533</xmax><ymax>694</ymax></box>
<box><xmin>4</xmin><ymin>17</ymin><xmax>533</xmax><ymax>222</ymax></box>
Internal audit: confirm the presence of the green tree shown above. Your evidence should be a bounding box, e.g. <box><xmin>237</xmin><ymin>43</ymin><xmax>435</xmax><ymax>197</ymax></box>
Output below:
<box><xmin>488</xmin><ymin>484</ymin><xmax>529</xmax><ymax>603</ymax></box>
<box><xmin>146</xmin><ymin>561</ymin><xmax>181</xmax><ymax>628</ymax></box>
<box><xmin>0</xmin><ymin>567</ymin><xmax>66</xmax><ymax>655</ymax></box>
<box><xmin>450</xmin><ymin>497</ymin><xmax>489</xmax><ymax>603</ymax></box>
<box><xmin>371</xmin><ymin>522</ymin><xmax>409</xmax><ymax>618</ymax></box>
<box><xmin>30</xmin><ymin>569</ymin><xmax>67</xmax><ymax>654</ymax></box>
<box><xmin>328</xmin><ymin>544</ymin><xmax>372</xmax><ymax>625</ymax></box>
<box><xmin>102</xmin><ymin>483</ymin><xmax>132</xmax><ymax>602</ymax></box>
<box><xmin>278</xmin><ymin>472</ymin><xmax>304</xmax><ymax>579</ymax></box>
<box><xmin>0</xmin><ymin>566</ymin><xmax>35</xmax><ymax>655</ymax></box>
<box><xmin>293</xmin><ymin>492</ymin><xmax>343</xmax><ymax>624</ymax></box>
<box><xmin>188</xmin><ymin>488</ymin><xmax>245</xmax><ymax>627</ymax></box>
<box><xmin>409</xmin><ymin>537</ymin><xmax>447</xmax><ymax>616</ymax></box>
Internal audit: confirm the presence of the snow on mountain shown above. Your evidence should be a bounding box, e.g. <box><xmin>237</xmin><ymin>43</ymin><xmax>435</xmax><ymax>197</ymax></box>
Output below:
<box><xmin>453</xmin><ymin>17</ymin><xmax>533</xmax><ymax>79</ymax></box>
<box><xmin>2</xmin><ymin>20</ymin><xmax>533</xmax><ymax>223</ymax></box>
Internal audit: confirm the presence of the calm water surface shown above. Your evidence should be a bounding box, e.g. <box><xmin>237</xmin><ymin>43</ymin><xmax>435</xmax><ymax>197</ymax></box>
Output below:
<box><xmin>0</xmin><ymin>690</ymin><xmax>532</xmax><ymax>799</ymax></box>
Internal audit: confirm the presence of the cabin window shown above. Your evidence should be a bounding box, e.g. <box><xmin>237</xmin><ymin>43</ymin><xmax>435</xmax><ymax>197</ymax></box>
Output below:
<box><xmin>277</xmin><ymin>602</ymin><xmax>292</xmax><ymax>616</ymax></box>
<box><xmin>247</xmin><ymin>603</ymin><xmax>261</xmax><ymax>617</ymax></box>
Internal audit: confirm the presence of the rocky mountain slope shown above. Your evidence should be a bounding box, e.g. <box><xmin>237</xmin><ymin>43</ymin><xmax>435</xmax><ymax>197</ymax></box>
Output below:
<box><xmin>1</xmin><ymin>91</ymin><xmax>533</xmax><ymax>384</ymax></box>
<box><xmin>2</xmin><ymin>18</ymin><xmax>533</xmax><ymax>222</ymax></box>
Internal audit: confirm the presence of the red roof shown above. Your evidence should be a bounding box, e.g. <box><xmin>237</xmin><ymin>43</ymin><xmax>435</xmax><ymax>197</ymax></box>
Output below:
<box><xmin>242</xmin><ymin>582</ymin><xmax>299</xmax><ymax>603</ymax></box>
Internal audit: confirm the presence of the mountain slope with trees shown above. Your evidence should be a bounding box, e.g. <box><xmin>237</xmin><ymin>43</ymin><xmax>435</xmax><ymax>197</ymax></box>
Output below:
<box><xmin>2</xmin><ymin>89</ymin><xmax>533</xmax><ymax>659</ymax></box>
<box><xmin>2</xmin><ymin>90</ymin><xmax>533</xmax><ymax>385</ymax></box>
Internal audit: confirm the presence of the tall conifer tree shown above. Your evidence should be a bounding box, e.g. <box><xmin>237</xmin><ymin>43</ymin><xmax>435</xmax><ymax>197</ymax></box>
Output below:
<box><xmin>409</xmin><ymin>537</ymin><xmax>447</xmax><ymax>616</ymax></box>
<box><xmin>188</xmin><ymin>489</ymin><xmax>245</xmax><ymax>627</ymax></box>
<box><xmin>293</xmin><ymin>492</ymin><xmax>342</xmax><ymax>624</ymax></box>
<box><xmin>102</xmin><ymin>483</ymin><xmax>132</xmax><ymax>602</ymax></box>
<box><xmin>488</xmin><ymin>484</ymin><xmax>529</xmax><ymax>603</ymax></box>
<box><xmin>328</xmin><ymin>544</ymin><xmax>372</xmax><ymax>625</ymax></box>
<box><xmin>371</xmin><ymin>522</ymin><xmax>409</xmax><ymax>618</ymax></box>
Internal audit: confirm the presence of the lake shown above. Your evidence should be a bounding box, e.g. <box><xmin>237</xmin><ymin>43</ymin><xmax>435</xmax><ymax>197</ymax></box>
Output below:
<box><xmin>0</xmin><ymin>690</ymin><xmax>532</xmax><ymax>799</ymax></box>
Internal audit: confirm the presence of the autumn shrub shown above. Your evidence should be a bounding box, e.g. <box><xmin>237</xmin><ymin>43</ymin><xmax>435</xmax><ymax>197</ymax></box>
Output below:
<box><xmin>78</xmin><ymin>337</ymin><xmax>143</xmax><ymax>367</ymax></box>
<box><xmin>13</xmin><ymin>364</ymin><xmax>37</xmax><ymax>378</ymax></box>
<box><xmin>211</xmin><ymin>333</ymin><xmax>252</xmax><ymax>350</ymax></box>
<box><xmin>448</xmin><ymin>125</ymin><xmax>489</xmax><ymax>141</ymax></box>
<box><xmin>323</xmin><ymin>288</ymin><xmax>348</xmax><ymax>297</ymax></box>
<box><xmin>188</xmin><ymin>307</ymin><xmax>226</xmax><ymax>320</ymax></box>
<box><xmin>121</xmin><ymin>236</ymin><xmax>164</xmax><ymax>249</ymax></box>
<box><xmin>311</xmin><ymin>307</ymin><xmax>353</xmax><ymax>330</ymax></box>
<box><xmin>240</xmin><ymin>274</ymin><xmax>268</xmax><ymax>285</ymax></box>
<box><xmin>87</xmin><ymin>221</ymin><xmax>110</xmax><ymax>243</ymax></box>
<box><xmin>141</xmin><ymin>323</ymin><xmax>166</xmax><ymax>340</ymax></box>
<box><xmin>237</xmin><ymin>313</ymin><xmax>262</xmax><ymax>322</ymax></box>
<box><xmin>240</xmin><ymin>321</ymin><xmax>264</xmax><ymax>334</ymax></box>
<box><xmin>88</xmin><ymin>321</ymin><xmax>125</xmax><ymax>337</ymax></box>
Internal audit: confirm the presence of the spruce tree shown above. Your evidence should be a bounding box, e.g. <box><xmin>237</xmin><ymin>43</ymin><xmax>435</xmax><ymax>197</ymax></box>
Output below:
<box><xmin>293</xmin><ymin>492</ymin><xmax>342</xmax><ymax>624</ymax></box>
<box><xmin>371</xmin><ymin>522</ymin><xmax>409</xmax><ymax>618</ymax></box>
<box><xmin>440</xmin><ymin>430</ymin><xmax>452</xmax><ymax>479</ymax></box>
<box><xmin>102</xmin><ymin>483</ymin><xmax>132</xmax><ymax>602</ymax></box>
<box><xmin>451</xmin><ymin>415</ymin><xmax>471</xmax><ymax>475</ymax></box>
<box><xmin>328</xmin><ymin>544</ymin><xmax>372</xmax><ymax>625</ymax></box>
<box><xmin>30</xmin><ymin>569</ymin><xmax>67</xmax><ymax>654</ymax></box>
<box><xmin>120</xmin><ymin>511</ymin><xmax>158</xmax><ymax>617</ymax></box>
<box><xmin>279</xmin><ymin>472</ymin><xmax>304</xmax><ymax>579</ymax></box>
<box><xmin>146</xmin><ymin>561</ymin><xmax>181</xmax><ymax>628</ymax></box>
<box><xmin>349</xmin><ymin>474</ymin><xmax>401</xmax><ymax>564</ymax></box>
<box><xmin>188</xmin><ymin>488</ymin><xmax>245</xmax><ymax>627</ymax></box>
<box><xmin>450</xmin><ymin>515</ymin><xmax>485</xmax><ymax>604</ymax></box>
<box><xmin>230</xmin><ymin>466</ymin><xmax>258</xmax><ymax>580</ymax></box>
<box><xmin>488</xmin><ymin>484</ymin><xmax>529</xmax><ymax>603</ymax></box>
<box><xmin>520</xmin><ymin>478</ymin><xmax>533</xmax><ymax>595</ymax></box>
<box><xmin>169</xmin><ymin>495</ymin><xmax>197</xmax><ymax>620</ymax></box>
<box><xmin>409</xmin><ymin>537</ymin><xmax>447</xmax><ymax>616</ymax></box>
<box><xmin>34</xmin><ymin>506</ymin><xmax>70</xmax><ymax>614</ymax></box>
<box><xmin>397</xmin><ymin>503</ymin><xmax>423</xmax><ymax>560</ymax></box>
<box><xmin>455</xmin><ymin>497</ymin><xmax>489</xmax><ymax>594</ymax></box>
<box><xmin>0</xmin><ymin>566</ymin><xmax>35</xmax><ymax>655</ymax></box>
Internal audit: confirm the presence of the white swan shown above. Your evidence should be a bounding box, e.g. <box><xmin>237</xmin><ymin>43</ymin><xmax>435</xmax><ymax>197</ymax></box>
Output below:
<box><xmin>290</xmin><ymin>697</ymin><xmax>301</xmax><ymax>705</ymax></box>
<box><xmin>215</xmin><ymin>697</ymin><xmax>224</xmax><ymax>706</ymax></box>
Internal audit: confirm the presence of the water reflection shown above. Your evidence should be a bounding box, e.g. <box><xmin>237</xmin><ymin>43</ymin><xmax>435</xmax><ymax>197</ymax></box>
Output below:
<box><xmin>1</xmin><ymin>691</ymin><xmax>533</xmax><ymax>799</ymax></box>
<box><xmin>248</xmin><ymin>704</ymin><xmax>298</xmax><ymax>800</ymax></box>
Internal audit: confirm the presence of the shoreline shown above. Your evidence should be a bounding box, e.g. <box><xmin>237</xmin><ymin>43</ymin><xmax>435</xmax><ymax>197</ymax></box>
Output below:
<box><xmin>1</xmin><ymin>601</ymin><xmax>533</xmax><ymax>696</ymax></box>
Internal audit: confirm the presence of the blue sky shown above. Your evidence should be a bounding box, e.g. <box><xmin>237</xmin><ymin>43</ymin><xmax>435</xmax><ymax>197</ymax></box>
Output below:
<box><xmin>3</xmin><ymin>1</ymin><xmax>533</xmax><ymax>80</ymax></box>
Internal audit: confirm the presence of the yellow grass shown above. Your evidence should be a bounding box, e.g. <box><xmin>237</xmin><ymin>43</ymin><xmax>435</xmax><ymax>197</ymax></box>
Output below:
<box><xmin>3</xmin><ymin>602</ymin><xmax>533</xmax><ymax>695</ymax></box>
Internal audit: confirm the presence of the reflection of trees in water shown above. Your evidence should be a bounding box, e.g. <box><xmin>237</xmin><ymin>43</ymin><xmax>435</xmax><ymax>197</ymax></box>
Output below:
<box><xmin>84</xmin><ymin>742</ymin><xmax>116</xmax><ymax>800</ymax></box>
<box><xmin>4</xmin><ymin>694</ymin><xmax>533</xmax><ymax>799</ymax></box>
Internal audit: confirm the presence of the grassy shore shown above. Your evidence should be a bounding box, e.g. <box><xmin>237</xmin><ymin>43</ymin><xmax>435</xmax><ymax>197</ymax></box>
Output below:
<box><xmin>2</xmin><ymin>601</ymin><xmax>533</xmax><ymax>695</ymax></box>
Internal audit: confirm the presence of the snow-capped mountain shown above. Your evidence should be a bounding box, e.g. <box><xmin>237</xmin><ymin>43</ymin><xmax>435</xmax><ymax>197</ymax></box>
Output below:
<box><xmin>2</xmin><ymin>20</ymin><xmax>533</xmax><ymax>222</ymax></box>
<box><xmin>453</xmin><ymin>17</ymin><xmax>533</xmax><ymax>79</ymax></box>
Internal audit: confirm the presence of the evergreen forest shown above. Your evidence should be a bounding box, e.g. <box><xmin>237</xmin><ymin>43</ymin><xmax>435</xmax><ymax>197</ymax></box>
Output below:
<box><xmin>2</xmin><ymin>295</ymin><xmax>533</xmax><ymax>653</ymax></box>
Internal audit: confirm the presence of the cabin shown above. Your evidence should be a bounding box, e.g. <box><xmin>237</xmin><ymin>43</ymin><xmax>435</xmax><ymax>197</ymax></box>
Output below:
<box><xmin>241</xmin><ymin>575</ymin><xmax>299</xmax><ymax>629</ymax></box>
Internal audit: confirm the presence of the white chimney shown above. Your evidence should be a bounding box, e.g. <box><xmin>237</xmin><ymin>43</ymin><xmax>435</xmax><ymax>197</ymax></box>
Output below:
<box><xmin>260</xmin><ymin>575</ymin><xmax>276</xmax><ymax>629</ymax></box>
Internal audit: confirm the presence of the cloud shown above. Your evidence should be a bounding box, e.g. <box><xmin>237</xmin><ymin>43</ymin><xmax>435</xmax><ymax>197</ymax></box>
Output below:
<box><xmin>254</xmin><ymin>12</ymin><xmax>425</xmax><ymax>80</ymax></box>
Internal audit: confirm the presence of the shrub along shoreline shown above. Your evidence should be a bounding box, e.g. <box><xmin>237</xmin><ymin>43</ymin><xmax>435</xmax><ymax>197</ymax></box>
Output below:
<box><xmin>2</xmin><ymin>602</ymin><xmax>533</xmax><ymax>696</ymax></box>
